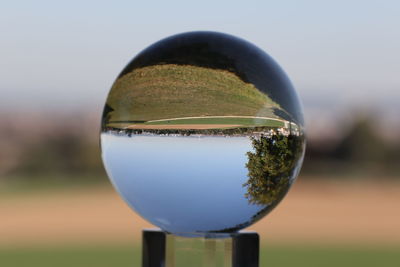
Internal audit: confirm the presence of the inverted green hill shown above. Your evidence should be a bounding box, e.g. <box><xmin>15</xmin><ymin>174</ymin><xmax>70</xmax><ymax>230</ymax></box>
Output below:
<box><xmin>105</xmin><ymin>64</ymin><xmax>283</xmax><ymax>125</ymax></box>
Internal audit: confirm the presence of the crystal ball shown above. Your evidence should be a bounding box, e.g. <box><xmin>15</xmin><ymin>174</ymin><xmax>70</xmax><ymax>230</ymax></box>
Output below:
<box><xmin>101</xmin><ymin>31</ymin><xmax>305</xmax><ymax>236</ymax></box>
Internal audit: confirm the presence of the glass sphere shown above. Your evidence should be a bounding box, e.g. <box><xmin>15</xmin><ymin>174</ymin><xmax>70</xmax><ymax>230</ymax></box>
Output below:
<box><xmin>101</xmin><ymin>31</ymin><xmax>305</xmax><ymax>236</ymax></box>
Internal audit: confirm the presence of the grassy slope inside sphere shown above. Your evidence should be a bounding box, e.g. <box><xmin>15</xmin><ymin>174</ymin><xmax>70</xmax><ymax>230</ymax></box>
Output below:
<box><xmin>105</xmin><ymin>64</ymin><xmax>284</xmax><ymax>128</ymax></box>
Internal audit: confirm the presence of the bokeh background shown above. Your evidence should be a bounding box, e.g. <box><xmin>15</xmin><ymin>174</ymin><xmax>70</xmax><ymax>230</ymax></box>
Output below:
<box><xmin>1</xmin><ymin>1</ymin><xmax>399</xmax><ymax>266</ymax></box>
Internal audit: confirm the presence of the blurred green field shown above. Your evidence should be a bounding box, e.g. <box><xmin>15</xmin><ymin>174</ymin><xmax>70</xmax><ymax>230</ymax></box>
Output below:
<box><xmin>1</xmin><ymin>244</ymin><xmax>399</xmax><ymax>267</ymax></box>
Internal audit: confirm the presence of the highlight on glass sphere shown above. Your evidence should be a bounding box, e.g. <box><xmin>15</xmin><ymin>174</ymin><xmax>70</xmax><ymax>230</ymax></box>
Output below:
<box><xmin>100</xmin><ymin>31</ymin><xmax>305</xmax><ymax>236</ymax></box>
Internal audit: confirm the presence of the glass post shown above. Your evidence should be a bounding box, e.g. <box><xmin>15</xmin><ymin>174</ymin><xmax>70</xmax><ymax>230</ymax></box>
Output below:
<box><xmin>142</xmin><ymin>229</ymin><xmax>258</xmax><ymax>267</ymax></box>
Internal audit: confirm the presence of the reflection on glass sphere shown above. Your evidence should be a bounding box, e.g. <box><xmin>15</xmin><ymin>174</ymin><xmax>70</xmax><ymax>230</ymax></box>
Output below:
<box><xmin>100</xmin><ymin>31</ymin><xmax>305</xmax><ymax>236</ymax></box>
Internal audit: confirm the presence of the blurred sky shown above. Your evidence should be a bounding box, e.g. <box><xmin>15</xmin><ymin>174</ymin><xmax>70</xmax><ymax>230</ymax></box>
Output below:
<box><xmin>1</xmin><ymin>0</ymin><xmax>399</xmax><ymax>120</ymax></box>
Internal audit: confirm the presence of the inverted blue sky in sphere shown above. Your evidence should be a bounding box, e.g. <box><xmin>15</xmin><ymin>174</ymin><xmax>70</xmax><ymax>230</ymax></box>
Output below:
<box><xmin>101</xmin><ymin>134</ymin><xmax>268</xmax><ymax>234</ymax></box>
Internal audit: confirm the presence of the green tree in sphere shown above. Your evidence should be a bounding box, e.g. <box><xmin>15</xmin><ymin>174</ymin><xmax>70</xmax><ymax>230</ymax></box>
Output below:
<box><xmin>244</xmin><ymin>134</ymin><xmax>304</xmax><ymax>205</ymax></box>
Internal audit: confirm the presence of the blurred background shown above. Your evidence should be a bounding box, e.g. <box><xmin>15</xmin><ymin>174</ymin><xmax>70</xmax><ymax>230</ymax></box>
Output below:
<box><xmin>1</xmin><ymin>1</ymin><xmax>399</xmax><ymax>266</ymax></box>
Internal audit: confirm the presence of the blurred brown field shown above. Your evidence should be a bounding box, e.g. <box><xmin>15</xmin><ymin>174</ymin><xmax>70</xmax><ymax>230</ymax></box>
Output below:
<box><xmin>1</xmin><ymin>112</ymin><xmax>400</xmax><ymax>250</ymax></box>
<box><xmin>2</xmin><ymin>177</ymin><xmax>400</xmax><ymax>248</ymax></box>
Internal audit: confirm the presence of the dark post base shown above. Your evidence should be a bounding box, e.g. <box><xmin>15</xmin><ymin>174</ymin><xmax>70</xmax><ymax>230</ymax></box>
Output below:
<box><xmin>232</xmin><ymin>231</ymin><xmax>259</xmax><ymax>267</ymax></box>
<box><xmin>142</xmin><ymin>229</ymin><xmax>167</xmax><ymax>267</ymax></box>
<box><xmin>142</xmin><ymin>229</ymin><xmax>259</xmax><ymax>267</ymax></box>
